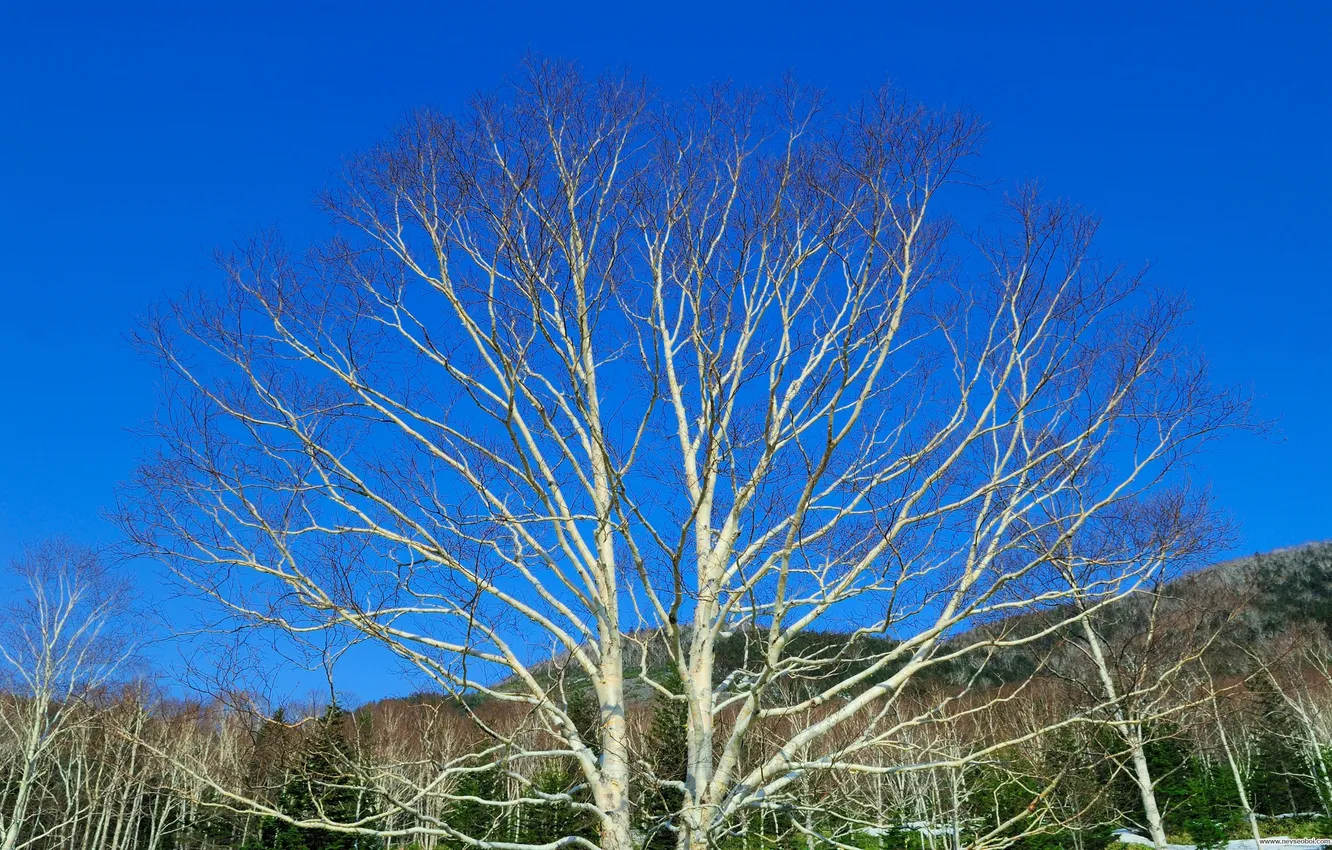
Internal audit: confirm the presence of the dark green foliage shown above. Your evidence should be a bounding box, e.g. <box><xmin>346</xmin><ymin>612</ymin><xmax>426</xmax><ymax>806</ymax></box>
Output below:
<box><xmin>716</xmin><ymin>807</ymin><xmax>811</xmax><ymax>850</ymax></box>
<box><xmin>1254</xmin><ymin>544</ymin><xmax>1332</xmax><ymax>637</ymax></box>
<box><xmin>1116</xmin><ymin>725</ymin><xmax>1245</xmax><ymax>849</ymax></box>
<box><xmin>516</xmin><ymin>764</ymin><xmax>599</xmax><ymax>847</ymax></box>
<box><xmin>443</xmin><ymin>765</ymin><xmax>508</xmax><ymax>846</ymax></box>
<box><xmin>1006</xmin><ymin>827</ymin><xmax>1116</xmax><ymax>850</ymax></box>
<box><xmin>188</xmin><ymin>786</ymin><xmax>249</xmax><ymax>849</ymax></box>
<box><xmin>860</xmin><ymin>827</ymin><xmax>929</xmax><ymax>850</ymax></box>
<box><xmin>1248</xmin><ymin>683</ymin><xmax>1324</xmax><ymax>816</ymax></box>
<box><xmin>1261</xmin><ymin>815</ymin><xmax>1332</xmax><ymax>839</ymax></box>
<box><xmin>1134</xmin><ymin>728</ymin><xmax>1241</xmax><ymax>845</ymax></box>
<box><xmin>967</xmin><ymin>766</ymin><xmax>1109</xmax><ymax>850</ymax></box>
<box><xmin>566</xmin><ymin>685</ymin><xmax>602</xmax><ymax>758</ymax></box>
<box><xmin>964</xmin><ymin>728</ymin><xmax>1118</xmax><ymax>850</ymax></box>
<box><xmin>258</xmin><ymin>706</ymin><xmax>382</xmax><ymax>850</ymax></box>
<box><xmin>1140</xmin><ymin>729</ymin><xmax>1196</xmax><ymax>829</ymax></box>
<box><xmin>1181</xmin><ymin>812</ymin><xmax>1229</xmax><ymax>850</ymax></box>
<box><xmin>441</xmin><ymin>760</ymin><xmax>598</xmax><ymax>849</ymax></box>
<box><xmin>639</xmin><ymin>668</ymin><xmax>687</xmax><ymax>850</ymax></box>
<box><xmin>1177</xmin><ymin>761</ymin><xmax>1240</xmax><ymax>850</ymax></box>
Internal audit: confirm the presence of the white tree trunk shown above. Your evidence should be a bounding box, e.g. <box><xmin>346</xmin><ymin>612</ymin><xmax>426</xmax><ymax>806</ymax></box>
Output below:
<box><xmin>1127</xmin><ymin>733</ymin><xmax>1170</xmax><ymax>850</ymax></box>
<box><xmin>1081</xmin><ymin>617</ymin><xmax>1169</xmax><ymax>850</ymax></box>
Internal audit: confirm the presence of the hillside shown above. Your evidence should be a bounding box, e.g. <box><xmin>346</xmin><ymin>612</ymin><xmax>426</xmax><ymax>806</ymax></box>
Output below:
<box><xmin>376</xmin><ymin>541</ymin><xmax>1332</xmax><ymax>712</ymax></box>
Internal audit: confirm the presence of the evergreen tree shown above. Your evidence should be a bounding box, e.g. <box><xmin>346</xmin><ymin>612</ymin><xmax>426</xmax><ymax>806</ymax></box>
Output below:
<box><xmin>566</xmin><ymin>685</ymin><xmax>602</xmax><ymax>759</ymax></box>
<box><xmin>444</xmin><ymin>764</ymin><xmax>508</xmax><ymax>848</ymax></box>
<box><xmin>640</xmin><ymin>669</ymin><xmax>687</xmax><ymax>850</ymax></box>
<box><xmin>1177</xmin><ymin>757</ymin><xmax>1240</xmax><ymax>850</ymax></box>
<box><xmin>1249</xmin><ymin>683</ymin><xmax>1322</xmax><ymax>816</ymax></box>
<box><xmin>261</xmin><ymin>706</ymin><xmax>382</xmax><ymax>850</ymax></box>
<box><xmin>518</xmin><ymin>763</ymin><xmax>599</xmax><ymax>847</ymax></box>
<box><xmin>1253</xmin><ymin>545</ymin><xmax>1332</xmax><ymax>637</ymax></box>
<box><xmin>1141</xmin><ymin>728</ymin><xmax>1195</xmax><ymax>832</ymax></box>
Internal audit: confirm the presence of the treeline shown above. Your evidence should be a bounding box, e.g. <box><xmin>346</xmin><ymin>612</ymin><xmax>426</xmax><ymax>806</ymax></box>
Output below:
<box><xmin>4</xmin><ymin>544</ymin><xmax>1332</xmax><ymax>850</ymax></box>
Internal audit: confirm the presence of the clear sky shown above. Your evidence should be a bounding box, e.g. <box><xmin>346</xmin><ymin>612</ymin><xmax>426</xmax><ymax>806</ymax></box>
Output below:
<box><xmin>1</xmin><ymin>1</ymin><xmax>1328</xmax><ymax>670</ymax></box>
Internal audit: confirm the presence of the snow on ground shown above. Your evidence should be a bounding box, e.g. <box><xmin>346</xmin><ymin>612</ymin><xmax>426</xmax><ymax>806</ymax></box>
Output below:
<box><xmin>1114</xmin><ymin>830</ymin><xmax>1330</xmax><ymax>850</ymax></box>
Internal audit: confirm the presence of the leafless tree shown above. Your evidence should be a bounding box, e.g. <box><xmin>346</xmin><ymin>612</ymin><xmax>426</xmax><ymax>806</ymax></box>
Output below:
<box><xmin>1195</xmin><ymin>664</ymin><xmax>1265</xmax><ymax>849</ymax></box>
<box><xmin>0</xmin><ymin>541</ymin><xmax>132</xmax><ymax>850</ymax></box>
<box><xmin>1051</xmin><ymin>578</ymin><xmax>1220</xmax><ymax>848</ymax></box>
<box><xmin>1245</xmin><ymin>627</ymin><xmax>1332</xmax><ymax>814</ymax></box>
<box><xmin>120</xmin><ymin>59</ymin><xmax>1245</xmax><ymax>850</ymax></box>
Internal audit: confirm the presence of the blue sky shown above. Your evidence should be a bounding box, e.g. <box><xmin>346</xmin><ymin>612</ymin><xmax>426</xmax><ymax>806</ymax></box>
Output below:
<box><xmin>1</xmin><ymin>1</ymin><xmax>1328</xmax><ymax>697</ymax></box>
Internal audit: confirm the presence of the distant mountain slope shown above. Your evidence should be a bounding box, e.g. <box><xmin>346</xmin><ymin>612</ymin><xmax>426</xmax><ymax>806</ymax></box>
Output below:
<box><xmin>945</xmin><ymin>540</ymin><xmax>1332</xmax><ymax>686</ymax></box>
<box><xmin>371</xmin><ymin>542</ymin><xmax>1332</xmax><ymax>711</ymax></box>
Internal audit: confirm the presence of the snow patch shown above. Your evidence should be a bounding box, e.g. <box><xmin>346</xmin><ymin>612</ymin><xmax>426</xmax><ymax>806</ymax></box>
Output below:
<box><xmin>1114</xmin><ymin>832</ymin><xmax>1330</xmax><ymax>850</ymax></box>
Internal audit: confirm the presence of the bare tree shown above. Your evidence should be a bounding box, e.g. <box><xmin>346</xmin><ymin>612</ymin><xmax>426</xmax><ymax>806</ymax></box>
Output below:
<box><xmin>0</xmin><ymin>541</ymin><xmax>131</xmax><ymax>850</ymax></box>
<box><xmin>1053</xmin><ymin>577</ymin><xmax>1222</xmax><ymax>849</ymax></box>
<box><xmin>1246</xmin><ymin>627</ymin><xmax>1332</xmax><ymax>815</ymax></box>
<box><xmin>1196</xmin><ymin>664</ymin><xmax>1264</xmax><ymax>849</ymax></box>
<box><xmin>120</xmin><ymin>59</ymin><xmax>1245</xmax><ymax>850</ymax></box>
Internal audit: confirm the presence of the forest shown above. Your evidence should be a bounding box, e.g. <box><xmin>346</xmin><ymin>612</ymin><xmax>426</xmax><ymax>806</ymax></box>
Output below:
<box><xmin>1</xmin><ymin>60</ymin><xmax>1316</xmax><ymax>850</ymax></box>
<box><xmin>4</xmin><ymin>542</ymin><xmax>1332</xmax><ymax>850</ymax></box>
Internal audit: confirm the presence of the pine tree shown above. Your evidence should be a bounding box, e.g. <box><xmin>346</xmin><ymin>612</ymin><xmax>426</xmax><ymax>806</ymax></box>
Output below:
<box><xmin>264</xmin><ymin>706</ymin><xmax>382</xmax><ymax>850</ymax></box>
<box><xmin>1253</xmin><ymin>545</ymin><xmax>1332</xmax><ymax>637</ymax></box>
<box><xmin>1249</xmin><ymin>682</ymin><xmax>1321</xmax><ymax>816</ymax></box>
<box><xmin>640</xmin><ymin>669</ymin><xmax>687</xmax><ymax>850</ymax></box>
<box><xmin>518</xmin><ymin>763</ymin><xmax>599</xmax><ymax>847</ymax></box>
<box><xmin>1177</xmin><ymin>755</ymin><xmax>1240</xmax><ymax>850</ymax></box>
<box><xmin>444</xmin><ymin>765</ymin><xmax>507</xmax><ymax>848</ymax></box>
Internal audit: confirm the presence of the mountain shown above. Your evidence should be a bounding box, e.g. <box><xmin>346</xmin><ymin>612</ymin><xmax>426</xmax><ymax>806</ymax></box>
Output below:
<box><xmin>369</xmin><ymin>541</ymin><xmax>1332</xmax><ymax>712</ymax></box>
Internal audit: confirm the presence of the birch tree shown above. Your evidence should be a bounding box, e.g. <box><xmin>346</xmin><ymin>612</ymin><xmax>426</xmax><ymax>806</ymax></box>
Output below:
<box><xmin>0</xmin><ymin>541</ymin><xmax>131</xmax><ymax>850</ymax></box>
<box><xmin>120</xmin><ymin>59</ymin><xmax>1244</xmax><ymax>850</ymax></box>
<box><xmin>1199</xmin><ymin>666</ymin><xmax>1264</xmax><ymax>849</ymax></box>
<box><xmin>1059</xmin><ymin>585</ymin><xmax>1209</xmax><ymax>849</ymax></box>
<box><xmin>1247</xmin><ymin>628</ymin><xmax>1332</xmax><ymax>814</ymax></box>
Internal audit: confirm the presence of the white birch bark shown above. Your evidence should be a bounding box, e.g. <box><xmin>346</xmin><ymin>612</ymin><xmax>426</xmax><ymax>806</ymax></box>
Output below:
<box><xmin>1078</xmin><ymin>617</ymin><xmax>1169</xmax><ymax>850</ymax></box>
<box><xmin>118</xmin><ymin>59</ymin><xmax>1244</xmax><ymax>850</ymax></box>
<box><xmin>0</xmin><ymin>542</ymin><xmax>129</xmax><ymax>850</ymax></box>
